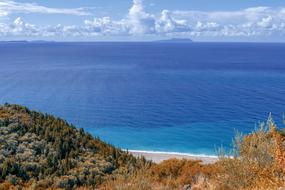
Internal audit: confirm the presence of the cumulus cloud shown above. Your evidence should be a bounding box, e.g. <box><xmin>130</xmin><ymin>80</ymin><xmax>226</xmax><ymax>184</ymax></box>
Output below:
<box><xmin>155</xmin><ymin>10</ymin><xmax>189</xmax><ymax>33</ymax></box>
<box><xmin>83</xmin><ymin>0</ymin><xmax>190</xmax><ymax>36</ymax></box>
<box><xmin>84</xmin><ymin>17</ymin><xmax>128</xmax><ymax>36</ymax></box>
<box><xmin>0</xmin><ymin>0</ymin><xmax>285</xmax><ymax>39</ymax></box>
<box><xmin>0</xmin><ymin>0</ymin><xmax>90</xmax><ymax>16</ymax></box>
<box><xmin>127</xmin><ymin>0</ymin><xmax>155</xmax><ymax>34</ymax></box>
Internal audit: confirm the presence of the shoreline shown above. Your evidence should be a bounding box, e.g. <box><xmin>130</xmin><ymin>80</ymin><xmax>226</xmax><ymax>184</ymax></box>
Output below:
<box><xmin>128</xmin><ymin>150</ymin><xmax>218</xmax><ymax>164</ymax></box>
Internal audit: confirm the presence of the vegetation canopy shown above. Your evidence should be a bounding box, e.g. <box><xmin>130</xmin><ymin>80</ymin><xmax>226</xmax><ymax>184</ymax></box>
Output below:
<box><xmin>0</xmin><ymin>104</ymin><xmax>149</xmax><ymax>189</ymax></box>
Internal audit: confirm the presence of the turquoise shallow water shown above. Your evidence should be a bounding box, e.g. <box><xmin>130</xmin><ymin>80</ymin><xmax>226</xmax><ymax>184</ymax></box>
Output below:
<box><xmin>88</xmin><ymin>120</ymin><xmax>252</xmax><ymax>155</ymax></box>
<box><xmin>0</xmin><ymin>42</ymin><xmax>285</xmax><ymax>156</ymax></box>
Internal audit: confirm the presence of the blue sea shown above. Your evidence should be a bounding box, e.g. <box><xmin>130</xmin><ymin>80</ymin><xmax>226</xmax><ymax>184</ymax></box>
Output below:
<box><xmin>1</xmin><ymin>42</ymin><xmax>285</xmax><ymax>156</ymax></box>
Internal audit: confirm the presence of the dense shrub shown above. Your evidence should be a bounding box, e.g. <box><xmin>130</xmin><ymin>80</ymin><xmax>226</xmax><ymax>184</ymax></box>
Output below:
<box><xmin>0</xmin><ymin>104</ymin><xmax>149</xmax><ymax>189</ymax></box>
<box><xmin>102</xmin><ymin>115</ymin><xmax>285</xmax><ymax>190</ymax></box>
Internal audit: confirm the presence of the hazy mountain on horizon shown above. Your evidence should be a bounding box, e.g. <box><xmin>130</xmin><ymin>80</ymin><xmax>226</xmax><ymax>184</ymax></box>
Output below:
<box><xmin>155</xmin><ymin>38</ymin><xmax>194</xmax><ymax>43</ymax></box>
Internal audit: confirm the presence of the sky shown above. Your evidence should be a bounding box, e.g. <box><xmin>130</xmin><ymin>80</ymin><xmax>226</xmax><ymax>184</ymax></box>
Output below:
<box><xmin>0</xmin><ymin>0</ymin><xmax>285</xmax><ymax>42</ymax></box>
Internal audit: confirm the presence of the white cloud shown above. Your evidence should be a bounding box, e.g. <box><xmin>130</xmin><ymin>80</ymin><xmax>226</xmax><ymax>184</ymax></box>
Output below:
<box><xmin>127</xmin><ymin>0</ymin><xmax>155</xmax><ymax>34</ymax></box>
<box><xmin>155</xmin><ymin>10</ymin><xmax>189</xmax><ymax>33</ymax></box>
<box><xmin>165</xmin><ymin>6</ymin><xmax>285</xmax><ymax>37</ymax></box>
<box><xmin>257</xmin><ymin>16</ymin><xmax>273</xmax><ymax>28</ymax></box>
<box><xmin>84</xmin><ymin>17</ymin><xmax>128</xmax><ymax>36</ymax></box>
<box><xmin>112</xmin><ymin>2</ymin><xmax>280</xmax><ymax>38</ymax></box>
<box><xmin>0</xmin><ymin>0</ymin><xmax>285</xmax><ymax>39</ymax></box>
<box><xmin>0</xmin><ymin>0</ymin><xmax>90</xmax><ymax>17</ymax></box>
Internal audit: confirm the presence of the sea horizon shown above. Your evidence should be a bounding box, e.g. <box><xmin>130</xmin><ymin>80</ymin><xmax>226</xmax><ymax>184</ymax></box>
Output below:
<box><xmin>2</xmin><ymin>40</ymin><xmax>285</xmax><ymax>44</ymax></box>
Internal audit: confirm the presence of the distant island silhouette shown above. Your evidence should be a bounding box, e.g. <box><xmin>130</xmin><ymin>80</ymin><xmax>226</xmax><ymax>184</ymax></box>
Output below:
<box><xmin>155</xmin><ymin>38</ymin><xmax>193</xmax><ymax>43</ymax></box>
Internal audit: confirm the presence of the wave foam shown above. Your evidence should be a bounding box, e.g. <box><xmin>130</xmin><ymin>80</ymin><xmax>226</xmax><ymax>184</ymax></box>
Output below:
<box><xmin>125</xmin><ymin>149</ymin><xmax>218</xmax><ymax>158</ymax></box>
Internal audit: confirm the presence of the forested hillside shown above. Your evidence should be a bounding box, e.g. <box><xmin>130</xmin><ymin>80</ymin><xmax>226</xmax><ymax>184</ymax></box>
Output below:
<box><xmin>0</xmin><ymin>104</ymin><xmax>149</xmax><ymax>189</ymax></box>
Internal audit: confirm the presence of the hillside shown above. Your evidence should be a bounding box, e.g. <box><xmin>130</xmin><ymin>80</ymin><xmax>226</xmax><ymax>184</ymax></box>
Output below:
<box><xmin>1</xmin><ymin>104</ymin><xmax>285</xmax><ymax>190</ymax></box>
<box><xmin>0</xmin><ymin>104</ymin><xmax>149</xmax><ymax>189</ymax></box>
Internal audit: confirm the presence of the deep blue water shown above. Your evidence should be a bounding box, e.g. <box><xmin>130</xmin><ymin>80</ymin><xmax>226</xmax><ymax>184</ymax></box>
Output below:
<box><xmin>1</xmin><ymin>42</ymin><xmax>285</xmax><ymax>155</ymax></box>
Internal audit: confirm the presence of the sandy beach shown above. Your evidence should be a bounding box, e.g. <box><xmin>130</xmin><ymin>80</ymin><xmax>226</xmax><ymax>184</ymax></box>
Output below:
<box><xmin>129</xmin><ymin>150</ymin><xmax>218</xmax><ymax>164</ymax></box>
